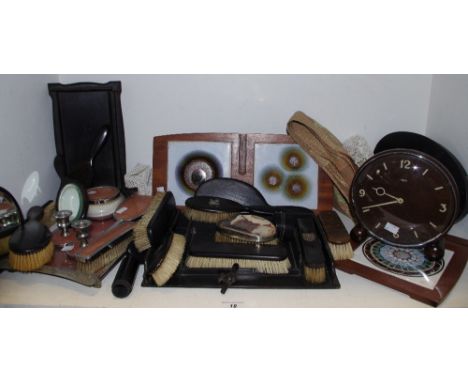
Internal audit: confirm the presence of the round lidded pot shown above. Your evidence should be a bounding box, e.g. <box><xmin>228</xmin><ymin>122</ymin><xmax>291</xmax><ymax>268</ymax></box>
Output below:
<box><xmin>86</xmin><ymin>186</ymin><xmax>124</xmax><ymax>221</ymax></box>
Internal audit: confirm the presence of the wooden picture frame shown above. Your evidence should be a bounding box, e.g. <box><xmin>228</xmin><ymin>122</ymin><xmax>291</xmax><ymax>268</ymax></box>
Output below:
<box><xmin>152</xmin><ymin>133</ymin><xmax>333</xmax><ymax>211</ymax></box>
<box><xmin>335</xmin><ymin>235</ymin><xmax>468</xmax><ymax>306</ymax></box>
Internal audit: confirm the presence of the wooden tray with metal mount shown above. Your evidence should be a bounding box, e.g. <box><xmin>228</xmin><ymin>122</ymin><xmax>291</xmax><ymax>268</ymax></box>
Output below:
<box><xmin>0</xmin><ymin>219</ymin><xmax>130</xmax><ymax>287</ymax></box>
<box><xmin>335</xmin><ymin>235</ymin><xmax>468</xmax><ymax>307</ymax></box>
<box><xmin>0</xmin><ymin>195</ymin><xmax>152</xmax><ymax>287</ymax></box>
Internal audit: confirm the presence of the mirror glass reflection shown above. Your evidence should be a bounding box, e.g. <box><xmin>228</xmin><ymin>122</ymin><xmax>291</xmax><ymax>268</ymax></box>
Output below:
<box><xmin>0</xmin><ymin>187</ymin><xmax>23</xmax><ymax>255</ymax></box>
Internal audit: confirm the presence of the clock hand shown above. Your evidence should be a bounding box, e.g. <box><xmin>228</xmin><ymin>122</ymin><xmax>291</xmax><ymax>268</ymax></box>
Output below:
<box><xmin>362</xmin><ymin>199</ymin><xmax>404</xmax><ymax>210</ymax></box>
<box><xmin>372</xmin><ymin>187</ymin><xmax>404</xmax><ymax>203</ymax></box>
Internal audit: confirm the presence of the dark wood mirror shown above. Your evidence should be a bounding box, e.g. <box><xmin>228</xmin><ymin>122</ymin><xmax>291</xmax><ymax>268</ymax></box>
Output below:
<box><xmin>0</xmin><ymin>187</ymin><xmax>23</xmax><ymax>255</ymax></box>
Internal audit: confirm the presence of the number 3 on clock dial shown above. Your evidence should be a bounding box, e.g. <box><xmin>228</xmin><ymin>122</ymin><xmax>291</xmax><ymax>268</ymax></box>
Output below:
<box><xmin>350</xmin><ymin>149</ymin><xmax>458</xmax><ymax>247</ymax></box>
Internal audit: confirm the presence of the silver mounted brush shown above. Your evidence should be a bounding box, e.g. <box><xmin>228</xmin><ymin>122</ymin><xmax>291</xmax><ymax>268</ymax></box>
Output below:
<box><xmin>217</xmin><ymin>214</ymin><xmax>277</xmax><ymax>244</ymax></box>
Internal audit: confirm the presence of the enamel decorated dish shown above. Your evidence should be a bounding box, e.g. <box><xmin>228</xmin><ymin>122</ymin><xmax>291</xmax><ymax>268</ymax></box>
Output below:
<box><xmin>56</xmin><ymin>182</ymin><xmax>87</xmax><ymax>222</ymax></box>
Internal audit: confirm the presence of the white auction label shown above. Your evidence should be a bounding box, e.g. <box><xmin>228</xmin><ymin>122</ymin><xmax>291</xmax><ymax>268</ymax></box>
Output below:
<box><xmin>384</xmin><ymin>222</ymin><xmax>400</xmax><ymax>235</ymax></box>
<box><xmin>61</xmin><ymin>243</ymin><xmax>75</xmax><ymax>252</ymax></box>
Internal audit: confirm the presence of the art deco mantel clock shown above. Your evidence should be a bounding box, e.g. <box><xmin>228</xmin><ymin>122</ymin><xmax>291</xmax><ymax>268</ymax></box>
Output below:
<box><xmin>350</xmin><ymin>132</ymin><xmax>468</xmax><ymax>261</ymax></box>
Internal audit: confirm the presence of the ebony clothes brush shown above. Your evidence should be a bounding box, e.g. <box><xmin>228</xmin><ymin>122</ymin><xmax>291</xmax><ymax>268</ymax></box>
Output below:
<box><xmin>142</xmin><ymin>192</ymin><xmax>340</xmax><ymax>292</ymax></box>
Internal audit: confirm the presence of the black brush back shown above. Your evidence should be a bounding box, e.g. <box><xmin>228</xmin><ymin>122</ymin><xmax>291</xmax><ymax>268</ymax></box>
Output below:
<box><xmin>144</xmin><ymin>192</ymin><xmax>188</xmax><ymax>275</ymax></box>
<box><xmin>194</xmin><ymin>178</ymin><xmax>268</xmax><ymax>207</ymax></box>
<box><xmin>9</xmin><ymin>220</ymin><xmax>51</xmax><ymax>254</ymax></box>
<box><xmin>138</xmin><ymin>179</ymin><xmax>340</xmax><ymax>292</ymax></box>
<box><xmin>146</xmin><ymin>192</ymin><xmax>180</xmax><ymax>249</ymax></box>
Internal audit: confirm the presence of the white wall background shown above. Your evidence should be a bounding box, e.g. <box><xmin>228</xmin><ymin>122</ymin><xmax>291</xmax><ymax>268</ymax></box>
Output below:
<box><xmin>1</xmin><ymin>74</ymin><xmax>466</xmax><ymax>236</ymax></box>
<box><xmin>60</xmin><ymin>74</ymin><xmax>433</xmax><ymax>171</ymax></box>
<box><xmin>426</xmin><ymin>74</ymin><xmax>468</xmax><ymax>238</ymax></box>
<box><xmin>0</xmin><ymin>74</ymin><xmax>60</xmax><ymax>215</ymax></box>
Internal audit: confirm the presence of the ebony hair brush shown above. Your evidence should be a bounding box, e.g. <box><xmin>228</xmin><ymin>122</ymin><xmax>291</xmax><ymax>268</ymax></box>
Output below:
<box><xmin>318</xmin><ymin>210</ymin><xmax>353</xmax><ymax>260</ymax></box>
<box><xmin>113</xmin><ymin>192</ymin><xmax>188</xmax><ymax>294</ymax></box>
<box><xmin>148</xmin><ymin>232</ymin><xmax>186</xmax><ymax>286</ymax></box>
<box><xmin>110</xmin><ymin>191</ymin><xmax>168</xmax><ymax>297</ymax></box>
<box><xmin>182</xmin><ymin>177</ymin><xmax>267</xmax><ymax>224</ymax></box>
<box><xmin>133</xmin><ymin>192</ymin><xmax>166</xmax><ymax>253</ymax></box>
<box><xmin>297</xmin><ymin>216</ymin><xmax>327</xmax><ymax>284</ymax></box>
<box><xmin>144</xmin><ymin>192</ymin><xmax>188</xmax><ymax>286</ymax></box>
<box><xmin>8</xmin><ymin>206</ymin><xmax>54</xmax><ymax>272</ymax></box>
<box><xmin>111</xmin><ymin>242</ymin><xmax>145</xmax><ymax>298</ymax></box>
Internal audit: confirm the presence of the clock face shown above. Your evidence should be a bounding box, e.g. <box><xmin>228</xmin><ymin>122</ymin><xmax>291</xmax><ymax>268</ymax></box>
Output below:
<box><xmin>351</xmin><ymin>149</ymin><xmax>459</xmax><ymax>247</ymax></box>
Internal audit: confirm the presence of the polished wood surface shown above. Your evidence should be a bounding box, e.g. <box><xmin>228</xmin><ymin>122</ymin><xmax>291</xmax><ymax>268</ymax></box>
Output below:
<box><xmin>113</xmin><ymin>194</ymin><xmax>152</xmax><ymax>221</ymax></box>
<box><xmin>336</xmin><ymin>235</ymin><xmax>468</xmax><ymax>306</ymax></box>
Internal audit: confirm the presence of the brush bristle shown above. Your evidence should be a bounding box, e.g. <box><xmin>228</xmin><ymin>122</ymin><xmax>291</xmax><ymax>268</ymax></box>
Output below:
<box><xmin>152</xmin><ymin>233</ymin><xmax>186</xmax><ymax>286</ymax></box>
<box><xmin>133</xmin><ymin>192</ymin><xmax>165</xmax><ymax>252</ymax></box>
<box><xmin>318</xmin><ymin>210</ymin><xmax>353</xmax><ymax>260</ymax></box>
<box><xmin>0</xmin><ymin>235</ymin><xmax>10</xmax><ymax>256</ymax></box>
<box><xmin>8</xmin><ymin>240</ymin><xmax>54</xmax><ymax>272</ymax></box>
<box><xmin>183</xmin><ymin>207</ymin><xmax>237</xmax><ymax>223</ymax></box>
<box><xmin>76</xmin><ymin>236</ymin><xmax>132</xmax><ymax>274</ymax></box>
<box><xmin>41</xmin><ymin>202</ymin><xmax>56</xmax><ymax>228</ymax></box>
<box><xmin>328</xmin><ymin>242</ymin><xmax>354</xmax><ymax>261</ymax></box>
<box><xmin>185</xmin><ymin>255</ymin><xmax>291</xmax><ymax>274</ymax></box>
<box><xmin>304</xmin><ymin>265</ymin><xmax>326</xmax><ymax>284</ymax></box>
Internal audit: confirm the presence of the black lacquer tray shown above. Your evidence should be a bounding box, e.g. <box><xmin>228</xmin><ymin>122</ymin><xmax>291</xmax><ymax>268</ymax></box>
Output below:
<box><xmin>141</xmin><ymin>192</ymin><xmax>340</xmax><ymax>293</ymax></box>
